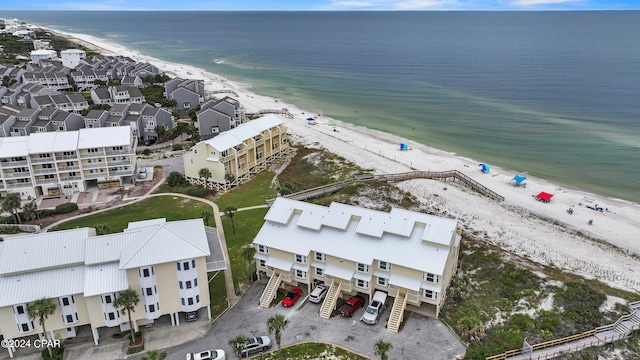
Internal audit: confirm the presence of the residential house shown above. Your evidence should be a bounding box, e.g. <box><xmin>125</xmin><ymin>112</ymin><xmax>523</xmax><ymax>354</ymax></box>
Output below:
<box><xmin>84</xmin><ymin>109</ymin><xmax>108</xmax><ymax>129</ymax></box>
<box><xmin>0</xmin><ymin>126</ymin><xmax>136</xmax><ymax>199</ymax></box>
<box><xmin>9</xmin><ymin>109</ymin><xmax>38</xmax><ymax>137</ymax></box>
<box><xmin>164</xmin><ymin>78</ymin><xmax>205</xmax><ymax>114</ymax></box>
<box><xmin>253</xmin><ymin>198</ymin><xmax>462</xmax><ymax>332</ymax></box>
<box><xmin>30</xmin><ymin>49</ymin><xmax>57</xmax><ymax>65</ymax></box>
<box><xmin>0</xmin><ymin>217</ymin><xmax>223</xmax><ymax>359</ymax></box>
<box><xmin>183</xmin><ymin>114</ymin><xmax>288</xmax><ymax>192</ymax></box>
<box><xmin>104</xmin><ymin>104</ymin><xmax>128</xmax><ymax>127</ymax></box>
<box><xmin>121</xmin><ymin>75</ymin><xmax>143</xmax><ymax>88</ymax></box>
<box><xmin>0</xmin><ymin>111</ymin><xmax>17</xmax><ymax>137</ymax></box>
<box><xmin>196</xmin><ymin>96</ymin><xmax>246</xmax><ymax>140</ymax></box>
<box><xmin>109</xmin><ymin>85</ymin><xmax>145</xmax><ymax>104</ymax></box>
<box><xmin>90</xmin><ymin>88</ymin><xmax>113</xmax><ymax>106</ymax></box>
<box><xmin>60</xmin><ymin>49</ymin><xmax>86</xmax><ymax>69</ymax></box>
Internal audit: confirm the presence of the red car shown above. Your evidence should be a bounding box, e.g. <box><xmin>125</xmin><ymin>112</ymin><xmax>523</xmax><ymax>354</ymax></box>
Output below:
<box><xmin>338</xmin><ymin>295</ymin><xmax>365</xmax><ymax>317</ymax></box>
<box><xmin>281</xmin><ymin>288</ymin><xmax>303</xmax><ymax>307</ymax></box>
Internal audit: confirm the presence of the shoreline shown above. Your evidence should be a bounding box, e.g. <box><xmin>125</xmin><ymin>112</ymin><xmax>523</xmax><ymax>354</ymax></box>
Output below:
<box><xmin>42</xmin><ymin>26</ymin><xmax>640</xmax><ymax>294</ymax></box>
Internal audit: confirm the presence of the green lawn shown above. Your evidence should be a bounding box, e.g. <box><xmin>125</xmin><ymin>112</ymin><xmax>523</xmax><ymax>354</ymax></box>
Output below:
<box><xmin>220</xmin><ymin>207</ymin><xmax>269</xmax><ymax>295</ymax></box>
<box><xmin>214</xmin><ymin>171</ymin><xmax>277</xmax><ymax>210</ymax></box>
<box><xmin>51</xmin><ymin>196</ymin><xmax>211</xmax><ymax>233</ymax></box>
<box><xmin>208</xmin><ymin>271</ymin><xmax>228</xmax><ymax>320</ymax></box>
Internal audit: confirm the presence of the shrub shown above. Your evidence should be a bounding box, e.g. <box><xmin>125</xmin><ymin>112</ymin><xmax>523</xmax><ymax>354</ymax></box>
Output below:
<box><xmin>41</xmin><ymin>345</ymin><xmax>64</xmax><ymax>360</ymax></box>
<box><xmin>172</xmin><ymin>144</ymin><xmax>184</xmax><ymax>151</ymax></box>
<box><xmin>181</xmin><ymin>186</ymin><xmax>208</xmax><ymax>198</ymax></box>
<box><xmin>55</xmin><ymin>202</ymin><xmax>78</xmax><ymax>214</ymax></box>
<box><xmin>141</xmin><ymin>148</ymin><xmax>152</xmax><ymax>156</ymax></box>
<box><xmin>0</xmin><ymin>226</ymin><xmax>20</xmax><ymax>234</ymax></box>
<box><xmin>167</xmin><ymin>171</ymin><xmax>188</xmax><ymax>188</ymax></box>
<box><xmin>40</xmin><ymin>209</ymin><xmax>57</xmax><ymax>218</ymax></box>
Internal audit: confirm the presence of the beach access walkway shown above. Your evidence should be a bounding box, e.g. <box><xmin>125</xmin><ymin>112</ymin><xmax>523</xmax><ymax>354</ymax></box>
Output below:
<box><xmin>487</xmin><ymin>301</ymin><xmax>640</xmax><ymax>360</ymax></box>
<box><xmin>267</xmin><ymin>169</ymin><xmax>505</xmax><ymax>205</ymax></box>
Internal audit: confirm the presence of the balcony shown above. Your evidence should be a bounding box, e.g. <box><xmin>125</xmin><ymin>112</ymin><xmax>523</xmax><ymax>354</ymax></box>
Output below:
<box><xmin>6</xmin><ymin>182</ymin><xmax>33</xmax><ymax>189</ymax></box>
<box><xmin>55</xmin><ymin>154</ymin><xmax>78</xmax><ymax>160</ymax></box>
<box><xmin>30</xmin><ymin>157</ymin><xmax>55</xmax><ymax>164</ymax></box>
<box><xmin>80</xmin><ymin>150</ymin><xmax>105</xmax><ymax>158</ymax></box>
<box><xmin>57</xmin><ymin>165</ymin><xmax>80</xmax><ymax>171</ymax></box>
<box><xmin>59</xmin><ymin>176</ymin><xmax>82</xmax><ymax>182</ymax></box>
<box><xmin>107</xmin><ymin>159</ymin><xmax>132</xmax><ymax>166</ymax></box>
<box><xmin>109</xmin><ymin>170</ymin><xmax>134</xmax><ymax>177</ymax></box>
<box><xmin>3</xmin><ymin>172</ymin><xmax>31</xmax><ymax>179</ymax></box>
<box><xmin>83</xmin><ymin>173</ymin><xmax>104</xmax><ymax>180</ymax></box>
<box><xmin>0</xmin><ymin>160</ymin><xmax>28</xmax><ymax>168</ymax></box>
<box><xmin>82</xmin><ymin>162</ymin><xmax>106</xmax><ymax>169</ymax></box>
<box><xmin>33</xmin><ymin>168</ymin><xmax>58</xmax><ymax>175</ymax></box>
<box><xmin>105</xmin><ymin>149</ymin><xmax>131</xmax><ymax>156</ymax></box>
<box><xmin>35</xmin><ymin>178</ymin><xmax>58</xmax><ymax>185</ymax></box>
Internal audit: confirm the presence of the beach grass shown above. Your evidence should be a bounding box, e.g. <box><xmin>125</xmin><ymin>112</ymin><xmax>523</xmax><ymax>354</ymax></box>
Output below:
<box><xmin>260</xmin><ymin>342</ymin><xmax>367</xmax><ymax>360</ymax></box>
<box><xmin>50</xmin><ymin>196</ymin><xmax>210</xmax><ymax>233</ymax></box>
<box><xmin>213</xmin><ymin>171</ymin><xmax>277</xmax><ymax>210</ymax></box>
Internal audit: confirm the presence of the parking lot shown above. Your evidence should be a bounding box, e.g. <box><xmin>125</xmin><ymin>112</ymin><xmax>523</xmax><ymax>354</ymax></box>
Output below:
<box><xmin>152</xmin><ymin>283</ymin><xmax>466</xmax><ymax>360</ymax></box>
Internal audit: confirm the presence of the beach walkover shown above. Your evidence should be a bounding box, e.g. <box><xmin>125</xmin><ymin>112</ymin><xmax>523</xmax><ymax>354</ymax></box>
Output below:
<box><xmin>268</xmin><ymin>169</ymin><xmax>505</xmax><ymax>205</ymax></box>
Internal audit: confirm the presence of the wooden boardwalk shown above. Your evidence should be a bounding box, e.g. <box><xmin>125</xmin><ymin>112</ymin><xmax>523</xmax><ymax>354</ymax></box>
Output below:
<box><xmin>267</xmin><ymin>169</ymin><xmax>504</xmax><ymax>205</ymax></box>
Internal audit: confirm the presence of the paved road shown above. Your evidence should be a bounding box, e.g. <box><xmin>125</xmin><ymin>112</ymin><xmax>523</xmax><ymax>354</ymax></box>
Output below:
<box><xmin>129</xmin><ymin>283</ymin><xmax>466</xmax><ymax>360</ymax></box>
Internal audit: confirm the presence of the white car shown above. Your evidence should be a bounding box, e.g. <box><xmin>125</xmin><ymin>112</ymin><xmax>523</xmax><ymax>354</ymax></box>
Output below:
<box><xmin>186</xmin><ymin>349</ymin><xmax>225</xmax><ymax>360</ymax></box>
<box><xmin>309</xmin><ymin>284</ymin><xmax>328</xmax><ymax>304</ymax></box>
<box><xmin>137</xmin><ymin>167</ymin><xmax>147</xmax><ymax>179</ymax></box>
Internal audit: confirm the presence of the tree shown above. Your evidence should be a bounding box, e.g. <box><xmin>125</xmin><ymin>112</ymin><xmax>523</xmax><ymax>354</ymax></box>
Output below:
<box><xmin>113</xmin><ymin>289</ymin><xmax>140</xmax><ymax>345</ymax></box>
<box><xmin>95</xmin><ymin>224</ymin><xmax>110</xmax><ymax>235</ymax></box>
<box><xmin>224</xmin><ymin>173</ymin><xmax>236</xmax><ymax>184</ymax></box>
<box><xmin>167</xmin><ymin>171</ymin><xmax>188</xmax><ymax>188</ymax></box>
<box><xmin>228</xmin><ymin>334</ymin><xmax>249</xmax><ymax>357</ymax></box>
<box><xmin>240</xmin><ymin>245</ymin><xmax>256</xmax><ymax>282</ymax></box>
<box><xmin>154</xmin><ymin>125</ymin><xmax>166</xmax><ymax>141</ymax></box>
<box><xmin>27</xmin><ymin>298</ymin><xmax>56</xmax><ymax>358</ymax></box>
<box><xmin>266</xmin><ymin>314</ymin><xmax>289</xmax><ymax>360</ymax></box>
<box><xmin>143</xmin><ymin>349</ymin><xmax>167</xmax><ymax>360</ymax></box>
<box><xmin>198</xmin><ymin>167</ymin><xmax>212</xmax><ymax>185</ymax></box>
<box><xmin>373</xmin><ymin>340</ymin><xmax>393</xmax><ymax>360</ymax></box>
<box><xmin>200</xmin><ymin>211</ymin><xmax>212</xmax><ymax>226</ymax></box>
<box><xmin>21</xmin><ymin>201</ymin><xmax>39</xmax><ymax>222</ymax></box>
<box><xmin>2</xmin><ymin>194</ymin><xmax>22</xmax><ymax>224</ymax></box>
<box><xmin>224</xmin><ymin>206</ymin><xmax>237</xmax><ymax>234</ymax></box>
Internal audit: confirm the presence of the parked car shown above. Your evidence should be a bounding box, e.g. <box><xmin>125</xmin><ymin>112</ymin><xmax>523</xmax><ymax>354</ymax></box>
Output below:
<box><xmin>137</xmin><ymin>167</ymin><xmax>147</xmax><ymax>179</ymax></box>
<box><xmin>309</xmin><ymin>284</ymin><xmax>328</xmax><ymax>304</ymax></box>
<box><xmin>281</xmin><ymin>288</ymin><xmax>303</xmax><ymax>307</ymax></box>
<box><xmin>185</xmin><ymin>311</ymin><xmax>199</xmax><ymax>322</ymax></box>
<box><xmin>338</xmin><ymin>295</ymin><xmax>365</xmax><ymax>317</ymax></box>
<box><xmin>186</xmin><ymin>349</ymin><xmax>225</xmax><ymax>360</ymax></box>
<box><xmin>361</xmin><ymin>291</ymin><xmax>387</xmax><ymax>325</ymax></box>
<box><xmin>237</xmin><ymin>336</ymin><xmax>271</xmax><ymax>357</ymax></box>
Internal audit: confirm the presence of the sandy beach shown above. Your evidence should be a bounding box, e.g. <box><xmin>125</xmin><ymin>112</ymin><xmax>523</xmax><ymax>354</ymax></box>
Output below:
<box><xmin>53</xmin><ymin>28</ymin><xmax>640</xmax><ymax>294</ymax></box>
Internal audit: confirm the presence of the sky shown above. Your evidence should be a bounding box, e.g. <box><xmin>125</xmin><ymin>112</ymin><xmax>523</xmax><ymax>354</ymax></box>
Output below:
<box><xmin>1</xmin><ymin>0</ymin><xmax>639</xmax><ymax>11</ymax></box>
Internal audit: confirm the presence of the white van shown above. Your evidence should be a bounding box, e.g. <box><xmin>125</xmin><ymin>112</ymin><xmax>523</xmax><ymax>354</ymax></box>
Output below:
<box><xmin>361</xmin><ymin>291</ymin><xmax>387</xmax><ymax>325</ymax></box>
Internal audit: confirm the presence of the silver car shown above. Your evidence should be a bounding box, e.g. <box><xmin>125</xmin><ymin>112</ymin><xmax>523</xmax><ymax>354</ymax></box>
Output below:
<box><xmin>238</xmin><ymin>336</ymin><xmax>271</xmax><ymax>357</ymax></box>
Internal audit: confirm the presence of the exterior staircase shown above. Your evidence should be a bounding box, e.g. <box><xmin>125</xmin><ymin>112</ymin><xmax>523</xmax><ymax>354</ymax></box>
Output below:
<box><xmin>387</xmin><ymin>291</ymin><xmax>408</xmax><ymax>333</ymax></box>
<box><xmin>319</xmin><ymin>279</ymin><xmax>342</xmax><ymax>319</ymax></box>
<box><xmin>259</xmin><ymin>272</ymin><xmax>282</xmax><ymax>308</ymax></box>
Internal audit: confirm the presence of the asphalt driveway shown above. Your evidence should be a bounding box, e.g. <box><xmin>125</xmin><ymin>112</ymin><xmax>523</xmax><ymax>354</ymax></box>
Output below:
<box><xmin>149</xmin><ymin>283</ymin><xmax>466</xmax><ymax>360</ymax></box>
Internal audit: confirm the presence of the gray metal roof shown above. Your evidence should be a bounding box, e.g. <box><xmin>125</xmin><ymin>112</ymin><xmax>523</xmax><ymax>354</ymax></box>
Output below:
<box><xmin>253</xmin><ymin>198</ymin><xmax>458</xmax><ymax>275</ymax></box>
<box><xmin>83</xmin><ymin>263</ymin><xmax>129</xmax><ymax>297</ymax></box>
<box><xmin>0</xmin><ymin>266</ymin><xmax>85</xmax><ymax>308</ymax></box>
<box><xmin>200</xmin><ymin>114</ymin><xmax>284</xmax><ymax>152</ymax></box>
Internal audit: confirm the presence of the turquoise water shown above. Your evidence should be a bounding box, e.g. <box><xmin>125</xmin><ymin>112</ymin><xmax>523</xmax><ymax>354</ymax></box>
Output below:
<box><xmin>6</xmin><ymin>11</ymin><xmax>640</xmax><ymax>203</ymax></box>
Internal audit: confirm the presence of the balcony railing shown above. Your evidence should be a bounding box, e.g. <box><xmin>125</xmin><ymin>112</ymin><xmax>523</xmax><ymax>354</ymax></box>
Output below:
<box><xmin>57</xmin><ymin>166</ymin><xmax>80</xmax><ymax>171</ymax></box>
<box><xmin>83</xmin><ymin>173</ymin><xmax>104</xmax><ymax>180</ymax></box>
<box><xmin>0</xmin><ymin>160</ymin><xmax>28</xmax><ymax>167</ymax></box>
<box><xmin>35</xmin><ymin>178</ymin><xmax>58</xmax><ymax>185</ymax></box>
<box><xmin>55</xmin><ymin>154</ymin><xmax>78</xmax><ymax>160</ymax></box>
<box><xmin>6</xmin><ymin>182</ymin><xmax>33</xmax><ymax>189</ymax></box>
<box><xmin>59</xmin><ymin>176</ymin><xmax>82</xmax><ymax>182</ymax></box>
<box><xmin>33</xmin><ymin>168</ymin><xmax>58</xmax><ymax>175</ymax></box>
<box><xmin>80</xmin><ymin>150</ymin><xmax>106</xmax><ymax>158</ymax></box>
<box><xmin>109</xmin><ymin>170</ymin><xmax>134</xmax><ymax>176</ymax></box>
<box><xmin>3</xmin><ymin>172</ymin><xmax>31</xmax><ymax>179</ymax></box>
<box><xmin>29</xmin><ymin>157</ymin><xmax>55</xmax><ymax>164</ymax></box>
<box><xmin>107</xmin><ymin>160</ymin><xmax>132</xmax><ymax>166</ymax></box>
<box><xmin>105</xmin><ymin>149</ymin><xmax>132</xmax><ymax>156</ymax></box>
<box><xmin>82</xmin><ymin>162</ymin><xmax>106</xmax><ymax>169</ymax></box>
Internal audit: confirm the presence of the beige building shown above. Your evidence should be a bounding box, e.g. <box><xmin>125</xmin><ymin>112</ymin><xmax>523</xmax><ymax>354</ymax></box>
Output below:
<box><xmin>0</xmin><ymin>125</ymin><xmax>137</xmax><ymax>200</ymax></box>
<box><xmin>0</xmin><ymin>218</ymin><xmax>220</xmax><ymax>359</ymax></box>
<box><xmin>183</xmin><ymin>114</ymin><xmax>288</xmax><ymax>192</ymax></box>
<box><xmin>253</xmin><ymin>198</ymin><xmax>461</xmax><ymax>333</ymax></box>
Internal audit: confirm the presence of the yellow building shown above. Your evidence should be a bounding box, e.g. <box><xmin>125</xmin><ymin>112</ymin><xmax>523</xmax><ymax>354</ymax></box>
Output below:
<box><xmin>183</xmin><ymin>114</ymin><xmax>288</xmax><ymax>192</ymax></box>
<box><xmin>0</xmin><ymin>218</ymin><xmax>222</xmax><ymax>359</ymax></box>
<box><xmin>253</xmin><ymin>198</ymin><xmax>461</xmax><ymax>333</ymax></box>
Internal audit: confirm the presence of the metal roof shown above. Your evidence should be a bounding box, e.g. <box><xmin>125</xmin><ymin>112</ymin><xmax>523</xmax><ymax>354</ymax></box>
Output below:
<box><xmin>253</xmin><ymin>198</ymin><xmax>458</xmax><ymax>275</ymax></box>
<box><xmin>0</xmin><ymin>266</ymin><xmax>85</xmax><ymax>308</ymax></box>
<box><xmin>27</xmin><ymin>131</ymin><xmax>79</xmax><ymax>153</ymax></box>
<box><xmin>200</xmin><ymin>114</ymin><xmax>284</xmax><ymax>152</ymax></box>
<box><xmin>0</xmin><ymin>136</ymin><xmax>30</xmax><ymax>157</ymax></box>
<box><xmin>324</xmin><ymin>264</ymin><xmax>355</xmax><ymax>280</ymax></box>
<box><xmin>84</xmin><ymin>232</ymin><xmax>137</xmax><ymax>265</ymax></box>
<box><xmin>77</xmin><ymin>125</ymin><xmax>132</xmax><ymax>149</ymax></box>
<box><xmin>83</xmin><ymin>263</ymin><xmax>129</xmax><ymax>297</ymax></box>
<box><xmin>0</xmin><ymin>228</ymin><xmax>90</xmax><ymax>276</ymax></box>
<box><xmin>389</xmin><ymin>273</ymin><xmax>422</xmax><ymax>292</ymax></box>
<box><xmin>265</xmin><ymin>257</ymin><xmax>292</xmax><ymax>271</ymax></box>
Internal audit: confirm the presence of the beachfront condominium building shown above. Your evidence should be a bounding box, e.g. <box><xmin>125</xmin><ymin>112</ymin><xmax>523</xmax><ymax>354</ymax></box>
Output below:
<box><xmin>183</xmin><ymin>114</ymin><xmax>289</xmax><ymax>192</ymax></box>
<box><xmin>253</xmin><ymin>198</ymin><xmax>461</xmax><ymax>333</ymax></box>
<box><xmin>0</xmin><ymin>218</ymin><xmax>216</xmax><ymax>359</ymax></box>
<box><xmin>0</xmin><ymin>125</ymin><xmax>136</xmax><ymax>200</ymax></box>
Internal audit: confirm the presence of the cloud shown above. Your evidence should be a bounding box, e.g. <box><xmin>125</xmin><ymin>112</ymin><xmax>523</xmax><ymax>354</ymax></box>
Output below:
<box><xmin>510</xmin><ymin>0</ymin><xmax>579</xmax><ymax>6</ymax></box>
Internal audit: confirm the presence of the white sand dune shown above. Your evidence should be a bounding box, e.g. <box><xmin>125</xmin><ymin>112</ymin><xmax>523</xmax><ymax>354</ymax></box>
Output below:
<box><xmin>57</xmin><ymin>28</ymin><xmax>640</xmax><ymax>294</ymax></box>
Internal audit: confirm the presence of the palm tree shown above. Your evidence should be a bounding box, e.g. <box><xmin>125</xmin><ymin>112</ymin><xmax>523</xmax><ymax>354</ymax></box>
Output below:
<box><xmin>200</xmin><ymin>211</ymin><xmax>212</xmax><ymax>226</ymax></box>
<box><xmin>113</xmin><ymin>289</ymin><xmax>140</xmax><ymax>344</ymax></box>
<box><xmin>198</xmin><ymin>167</ymin><xmax>212</xmax><ymax>186</ymax></box>
<box><xmin>240</xmin><ymin>245</ymin><xmax>256</xmax><ymax>282</ymax></box>
<box><xmin>2</xmin><ymin>194</ymin><xmax>22</xmax><ymax>224</ymax></box>
<box><xmin>224</xmin><ymin>206</ymin><xmax>237</xmax><ymax>234</ymax></box>
<box><xmin>143</xmin><ymin>349</ymin><xmax>167</xmax><ymax>360</ymax></box>
<box><xmin>228</xmin><ymin>334</ymin><xmax>249</xmax><ymax>357</ymax></box>
<box><xmin>266</xmin><ymin>314</ymin><xmax>289</xmax><ymax>360</ymax></box>
<box><xmin>27</xmin><ymin>298</ymin><xmax>56</xmax><ymax>358</ymax></box>
<box><xmin>373</xmin><ymin>340</ymin><xmax>393</xmax><ymax>360</ymax></box>
<box><xmin>21</xmin><ymin>201</ymin><xmax>39</xmax><ymax>222</ymax></box>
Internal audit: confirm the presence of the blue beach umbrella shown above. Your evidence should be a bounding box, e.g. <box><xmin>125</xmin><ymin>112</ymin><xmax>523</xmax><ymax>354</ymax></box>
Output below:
<box><xmin>512</xmin><ymin>174</ymin><xmax>527</xmax><ymax>186</ymax></box>
<box><xmin>479</xmin><ymin>163</ymin><xmax>490</xmax><ymax>173</ymax></box>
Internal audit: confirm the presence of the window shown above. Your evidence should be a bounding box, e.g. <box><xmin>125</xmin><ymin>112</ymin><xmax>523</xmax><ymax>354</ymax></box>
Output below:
<box><xmin>142</xmin><ymin>268</ymin><xmax>150</xmax><ymax>277</ymax></box>
<box><xmin>295</xmin><ymin>254</ymin><xmax>307</xmax><ymax>264</ymax></box>
<box><xmin>181</xmin><ymin>298</ymin><xmax>185</xmax><ymax>306</ymax></box>
<box><xmin>258</xmin><ymin>259</ymin><xmax>266</xmax><ymax>268</ymax></box>
<box><xmin>183</xmin><ymin>102</ymin><xmax>191</xmax><ymax>108</ymax></box>
<box><xmin>43</xmin><ymin>163</ymin><xmax>52</xmax><ymax>168</ymax></box>
<box><xmin>315</xmin><ymin>252</ymin><xmax>326</xmax><ymax>261</ymax></box>
<box><xmin>188</xmin><ymin>297</ymin><xmax>194</xmax><ymax>305</ymax></box>
<box><xmin>108</xmin><ymin>312</ymin><xmax>116</xmax><ymax>321</ymax></box>
<box><xmin>62</xmin><ymin>297</ymin><xmax>70</xmax><ymax>306</ymax></box>
<box><xmin>183</xmin><ymin>261</ymin><xmax>190</xmax><ymax>270</ymax></box>
<box><xmin>356</xmin><ymin>279</ymin><xmax>369</xmax><ymax>289</ymax></box>
<box><xmin>104</xmin><ymin>295</ymin><xmax>112</xmax><ymax>304</ymax></box>
<box><xmin>424</xmin><ymin>273</ymin><xmax>439</xmax><ymax>283</ymax></box>
<box><xmin>356</xmin><ymin>263</ymin><xmax>370</xmax><ymax>273</ymax></box>
<box><xmin>295</xmin><ymin>270</ymin><xmax>307</xmax><ymax>279</ymax></box>
<box><xmin>192</xmin><ymin>259</ymin><xmax>196</xmax><ymax>268</ymax></box>
<box><xmin>112</xmin><ymin>146</ymin><xmax>123</xmax><ymax>151</ymax></box>
<box><xmin>65</xmin><ymin>314</ymin><xmax>73</xmax><ymax>323</ymax></box>
<box><xmin>196</xmin><ymin>295</ymin><xmax>200</xmax><ymax>303</ymax></box>
<box><xmin>211</xmin><ymin>126</ymin><xmax>219</xmax><ymax>134</ymax></box>
<box><xmin>194</xmin><ymin>278</ymin><xmax>198</xmax><ymax>287</ymax></box>
<box><xmin>186</xmin><ymin>281</ymin><xmax>192</xmax><ymax>289</ymax></box>
<box><xmin>377</xmin><ymin>277</ymin><xmax>388</xmax><ymax>287</ymax></box>
<box><xmin>15</xmin><ymin>305</ymin><xmax>25</xmax><ymax>314</ymax></box>
<box><xmin>38</xmin><ymin>153</ymin><xmax>51</xmax><ymax>158</ymax></box>
<box><xmin>315</xmin><ymin>268</ymin><xmax>324</xmax><ymax>277</ymax></box>
<box><xmin>146</xmin><ymin>288</ymin><xmax>153</xmax><ymax>296</ymax></box>
<box><xmin>21</xmin><ymin>323</ymin><xmax>31</xmax><ymax>332</ymax></box>
<box><xmin>179</xmin><ymin>281</ymin><xmax>183</xmax><ymax>289</ymax></box>
<box><xmin>148</xmin><ymin>121</ymin><xmax>155</xmax><ymax>127</ymax></box>
<box><xmin>423</xmin><ymin>289</ymin><xmax>438</xmax><ymax>300</ymax></box>
<box><xmin>177</xmin><ymin>262</ymin><xmax>181</xmax><ymax>270</ymax></box>
<box><xmin>378</xmin><ymin>261</ymin><xmax>391</xmax><ymax>271</ymax></box>
<box><xmin>149</xmin><ymin>304</ymin><xmax>155</xmax><ymax>313</ymax></box>
<box><xmin>87</xmin><ymin>148</ymin><xmax>99</xmax><ymax>153</ymax></box>
<box><xmin>44</xmin><ymin>174</ymin><xmax>55</xmax><ymax>179</ymax></box>
<box><xmin>258</xmin><ymin>245</ymin><xmax>269</xmax><ymax>254</ymax></box>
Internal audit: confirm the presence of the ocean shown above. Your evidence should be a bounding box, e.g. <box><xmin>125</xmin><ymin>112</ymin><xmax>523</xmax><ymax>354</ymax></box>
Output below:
<box><xmin>4</xmin><ymin>11</ymin><xmax>640</xmax><ymax>203</ymax></box>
